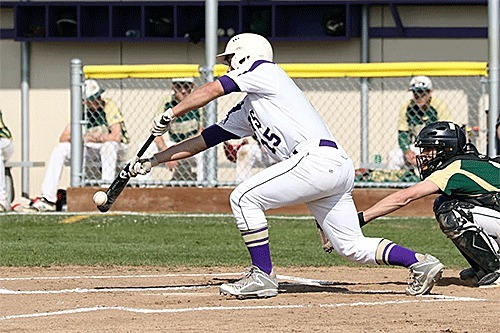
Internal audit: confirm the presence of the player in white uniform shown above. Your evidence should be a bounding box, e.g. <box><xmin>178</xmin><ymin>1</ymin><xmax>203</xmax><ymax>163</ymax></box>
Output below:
<box><xmin>128</xmin><ymin>33</ymin><xmax>445</xmax><ymax>299</ymax></box>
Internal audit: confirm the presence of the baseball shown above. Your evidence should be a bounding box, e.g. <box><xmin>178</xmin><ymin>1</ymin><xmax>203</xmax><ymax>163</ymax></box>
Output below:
<box><xmin>93</xmin><ymin>191</ymin><xmax>108</xmax><ymax>206</ymax></box>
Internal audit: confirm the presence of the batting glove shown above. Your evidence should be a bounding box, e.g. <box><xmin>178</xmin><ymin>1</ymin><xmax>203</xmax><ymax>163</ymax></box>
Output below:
<box><xmin>151</xmin><ymin>107</ymin><xmax>176</xmax><ymax>136</ymax></box>
<box><xmin>128</xmin><ymin>156</ymin><xmax>159</xmax><ymax>177</ymax></box>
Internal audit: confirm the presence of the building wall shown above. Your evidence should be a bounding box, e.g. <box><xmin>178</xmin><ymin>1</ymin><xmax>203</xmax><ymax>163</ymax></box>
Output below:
<box><xmin>0</xmin><ymin>3</ymin><xmax>489</xmax><ymax>203</ymax></box>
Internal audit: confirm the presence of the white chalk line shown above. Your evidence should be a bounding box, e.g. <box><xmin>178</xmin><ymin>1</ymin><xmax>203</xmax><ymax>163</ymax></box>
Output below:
<box><xmin>0</xmin><ymin>285</ymin><xmax>210</xmax><ymax>295</ymax></box>
<box><xmin>0</xmin><ymin>271</ymin><xmax>487</xmax><ymax>321</ymax></box>
<box><xmin>0</xmin><ymin>296</ymin><xmax>485</xmax><ymax>321</ymax></box>
<box><xmin>0</xmin><ymin>272</ymin><xmax>240</xmax><ymax>281</ymax></box>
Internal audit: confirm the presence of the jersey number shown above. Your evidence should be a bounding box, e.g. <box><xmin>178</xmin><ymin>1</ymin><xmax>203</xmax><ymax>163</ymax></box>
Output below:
<box><xmin>248</xmin><ymin>110</ymin><xmax>281</xmax><ymax>154</ymax></box>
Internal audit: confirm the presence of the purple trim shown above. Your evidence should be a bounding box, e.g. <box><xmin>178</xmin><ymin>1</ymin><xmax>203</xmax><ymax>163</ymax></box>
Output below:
<box><xmin>200</xmin><ymin>124</ymin><xmax>239</xmax><ymax>148</ymax></box>
<box><xmin>241</xmin><ymin>227</ymin><xmax>268</xmax><ymax>236</ymax></box>
<box><xmin>249</xmin><ymin>60</ymin><xmax>273</xmax><ymax>72</ymax></box>
<box><xmin>237</xmin><ymin>60</ymin><xmax>274</xmax><ymax>77</ymax></box>
<box><xmin>370</xmin><ymin>27</ymin><xmax>487</xmax><ymax>38</ymax></box>
<box><xmin>319</xmin><ymin>139</ymin><xmax>338</xmax><ymax>149</ymax></box>
<box><xmin>218</xmin><ymin>76</ymin><xmax>240</xmax><ymax>94</ymax></box>
<box><xmin>245</xmin><ymin>238</ymin><xmax>269</xmax><ymax>246</ymax></box>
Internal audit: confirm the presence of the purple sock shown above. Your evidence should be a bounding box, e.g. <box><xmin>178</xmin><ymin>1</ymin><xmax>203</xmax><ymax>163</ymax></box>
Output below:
<box><xmin>387</xmin><ymin>244</ymin><xmax>419</xmax><ymax>268</ymax></box>
<box><xmin>247</xmin><ymin>243</ymin><xmax>273</xmax><ymax>274</ymax></box>
<box><xmin>241</xmin><ymin>227</ymin><xmax>273</xmax><ymax>274</ymax></box>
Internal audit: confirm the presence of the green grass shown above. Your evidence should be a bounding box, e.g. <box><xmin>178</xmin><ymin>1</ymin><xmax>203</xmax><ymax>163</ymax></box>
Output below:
<box><xmin>0</xmin><ymin>214</ymin><xmax>468</xmax><ymax>268</ymax></box>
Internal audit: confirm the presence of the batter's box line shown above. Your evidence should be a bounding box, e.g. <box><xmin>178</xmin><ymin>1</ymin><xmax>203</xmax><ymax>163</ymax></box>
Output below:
<box><xmin>0</xmin><ymin>296</ymin><xmax>486</xmax><ymax>321</ymax></box>
<box><xmin>0</xmin><ymin>285</ymin><xmax>211</xmax><ymax>295</ymax></box>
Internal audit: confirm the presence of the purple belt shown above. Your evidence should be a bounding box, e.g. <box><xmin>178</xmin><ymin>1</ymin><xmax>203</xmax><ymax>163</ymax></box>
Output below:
<box><xmin>319</xmin><ymin>139</ymin><xmax>338</xmax><ymax>149</ymax></box>
<box><xmin>293</xmin><ymin>139</ymin><xmax>337</xmax><ymax>155</ymax></box>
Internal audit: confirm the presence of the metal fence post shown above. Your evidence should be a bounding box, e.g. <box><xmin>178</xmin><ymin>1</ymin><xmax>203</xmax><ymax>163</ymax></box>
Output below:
<box><xmin>70</xmin><ymin>59</ymin><xmax>84</xmax><ymax>187</ymax></box>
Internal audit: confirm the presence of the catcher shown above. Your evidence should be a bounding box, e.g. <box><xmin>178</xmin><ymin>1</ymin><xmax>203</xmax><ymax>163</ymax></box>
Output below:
<box><xmin>358</xmin><ymin>121</ymin><xmax>500</xmax><ymax>287</ymax></box>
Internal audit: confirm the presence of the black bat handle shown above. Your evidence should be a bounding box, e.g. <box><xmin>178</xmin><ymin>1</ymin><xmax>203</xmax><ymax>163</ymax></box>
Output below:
<box><xmin>137</xmin><ymin>135</ymin><xmax>155</xmax><ymax>158</ymax></box>
<box><xmin>136</xmin><ymin>114</ymin><xmax>169</xmax><ymax>157</ymax></box>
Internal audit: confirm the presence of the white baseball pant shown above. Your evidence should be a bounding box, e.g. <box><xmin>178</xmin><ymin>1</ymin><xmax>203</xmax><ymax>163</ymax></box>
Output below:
<box><xmin>230</xmin><ymin>139</ymin><xmax>383</xmax><ymax>265</ymax></box>
<box><xmin>41</xmin><ymin>141</ymin><xmax>127</xmax><ymax>202</ymax></box>
<box><xmin>0</xmin><ymin>137</ymin><xmax>14</xmax><ymax>206</ymax></box>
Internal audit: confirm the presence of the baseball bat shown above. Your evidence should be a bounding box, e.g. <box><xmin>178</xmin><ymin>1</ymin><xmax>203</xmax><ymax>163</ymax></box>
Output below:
<box><xmin>97</xmin><ymin>134</ymin><xmax>156</xmax><ymax>212</ymax></box>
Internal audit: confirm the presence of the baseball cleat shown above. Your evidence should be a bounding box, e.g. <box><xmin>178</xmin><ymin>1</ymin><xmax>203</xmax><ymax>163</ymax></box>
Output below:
<box><xmin>220</xmin><ymin>266</ymin><xmax>278</xmax><ymax>299</ymax></box>
<box><xmin>30</xmin><ymin>197</ymin><xmax>57</xmax><ymax>212</ymax></box>
<box><xmin>0</xmin><ymin>202</ymin><xmax>10</xmax><ymax>212</ymax></box>
<box><xmin>478</xmin><ymin>272</ymin><xmax>500</xmax><ymax>288</ymax></box>
<box><xmin>459</xmin><ymin>267</ymin><xmax>486</xmax><ymax>283</ymax></box>
<box><xmin>406</xmin><ymin>254</ymin><xmax>445</xmax><ymax>296</ymax></box>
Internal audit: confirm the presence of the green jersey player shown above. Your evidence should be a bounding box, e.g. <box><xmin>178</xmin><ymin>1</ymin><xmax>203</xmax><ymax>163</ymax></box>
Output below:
<box><xmin>360</xmin><ymin>121</ymin><xmax>500</xmax><ymax>287</ymax></box>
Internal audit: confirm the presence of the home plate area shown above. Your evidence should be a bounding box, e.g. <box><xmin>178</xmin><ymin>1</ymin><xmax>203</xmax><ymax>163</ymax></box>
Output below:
<box><xmin>0</xmin><ymin>266</ymin><xmax>498</xmax><ymax>332</ymax></box>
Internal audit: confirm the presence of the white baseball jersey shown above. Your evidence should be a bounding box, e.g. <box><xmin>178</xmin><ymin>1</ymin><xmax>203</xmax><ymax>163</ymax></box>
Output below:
<box><xmin>217</xmin><ymin>60</ymin><xmax>344</xmax><ymax>161</ymax></box>
<box><xmin>214</xmin><ymin>59</ymin><xmax>385</xmax><ymax>267</ymax></box>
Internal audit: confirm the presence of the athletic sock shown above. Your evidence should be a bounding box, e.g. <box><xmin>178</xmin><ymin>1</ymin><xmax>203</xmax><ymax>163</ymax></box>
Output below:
<box><xmin>375</xmin><ymin>239</ymin><xmax>419</xmax><ymax>267</ymax></box>
<box><xmin>241</xmin><ymin>227</ymin><xmax>273</xmax><ymax>274</ymax></box>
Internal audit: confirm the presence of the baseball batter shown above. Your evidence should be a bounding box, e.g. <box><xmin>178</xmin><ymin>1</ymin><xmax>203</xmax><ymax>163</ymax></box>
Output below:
<box><xmin>128</xmin><ymin>33</ymin><xmax>444</xmax><ymax>299</ymax></box>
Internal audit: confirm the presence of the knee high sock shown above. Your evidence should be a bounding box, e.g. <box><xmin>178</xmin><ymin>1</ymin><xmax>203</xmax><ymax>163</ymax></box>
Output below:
<box><xmin>241</xmin><ymin>227</ymin><xmax>273</xmax><ymax>274</ymax></box>
<box><xmin>376</xmin><ymin>239</ymin><xmax>419</xmax><ymax>268</ymax></box>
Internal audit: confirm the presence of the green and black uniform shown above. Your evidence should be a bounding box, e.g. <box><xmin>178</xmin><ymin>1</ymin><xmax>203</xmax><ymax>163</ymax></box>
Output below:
<box><xmin>0</xmin><ymin>111</ymin><xmax>12</xmax><ymax>140</ymax></box>
<box><xmin>427</xmin><ymin>157</ymin><xmax>499</xmax><ymax>199</ymax></box>
<box><xmin>397</xmin><ymin>98</ymin><xmax>450</xmax><ymax>154</ymax></box>
<box><xmin>85</xmin><ymin>98</ymin><xmax>129</xmax><ymax>144</ymax></box>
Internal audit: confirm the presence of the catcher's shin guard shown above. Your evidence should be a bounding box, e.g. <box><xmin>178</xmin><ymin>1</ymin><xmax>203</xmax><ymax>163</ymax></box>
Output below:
<box><xmin>436</xmin><ymin>200</ymin><xmax>500</xmax><ymax>274</ymax></box>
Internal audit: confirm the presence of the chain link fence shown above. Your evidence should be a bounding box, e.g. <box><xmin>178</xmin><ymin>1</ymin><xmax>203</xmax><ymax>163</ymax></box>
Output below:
<box><xmin>79</xmin><ymin>62</ymin><xmax>488</xmax><ymax>188</ymax></box>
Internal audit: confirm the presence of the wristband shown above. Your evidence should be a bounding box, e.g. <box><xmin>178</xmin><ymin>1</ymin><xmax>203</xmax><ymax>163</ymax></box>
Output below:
<box><xmin>358</xmin><ymin>212</ymin><xmax>368</xmax><ymax>228</ymax></box>
<box><xmin>149</xmin><ymin>155</ymin><xmax>160</xmax><ymax>167</ymax></box>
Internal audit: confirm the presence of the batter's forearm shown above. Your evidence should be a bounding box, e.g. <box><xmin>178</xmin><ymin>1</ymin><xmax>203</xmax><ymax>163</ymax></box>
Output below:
<box><xmin>363</xmin><ymin>198</ymin><xmax>408</xmax><ymax>223</ymax></box>
<box><xmin>153</xmin><ymin>134</ymin><xmax>207</xmax><ymax>164</ymax></box>
<box><xmin>172</xmin><ymin>81</ymin><xmax>224</xmax><ymax>118</ymax></box>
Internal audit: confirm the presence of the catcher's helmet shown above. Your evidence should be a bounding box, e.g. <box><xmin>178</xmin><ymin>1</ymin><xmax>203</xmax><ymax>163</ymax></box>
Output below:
<box><xmin>216</xmin><ymin>33</ymin><xmax>273</xmax><ymax>70</ymax></box>
<box><xmin>83</xmin><ymin>79</ymin><xmax>105</xmax><ymax>100</ymax></box>
<box><xmin>415</xmin><ymin>121</ymin><xmax>467</xmax><ymax>179</ymax></box>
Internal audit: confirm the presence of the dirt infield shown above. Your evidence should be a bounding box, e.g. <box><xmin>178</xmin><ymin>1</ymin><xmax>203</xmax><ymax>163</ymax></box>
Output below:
<box><xmin>1</xmin><ymin>266</ymin><xmax>498</xmax><ymax>332</ymax></box>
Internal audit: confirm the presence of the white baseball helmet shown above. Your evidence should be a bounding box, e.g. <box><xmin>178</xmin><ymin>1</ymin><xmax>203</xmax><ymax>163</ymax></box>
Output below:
<box><xmin>83</xmin><ymin>79</ymin><xmax>105</xmax><ymax>100</ymax></box>
<box><xmin>216</xmin><ymin>33</ymin><xmax>273</xmax><ymax>70</ymax></box>
<box><xmin>409</xmin><ymin>76</ymin><xmax>433</xmax><ymax>91</ymax></box>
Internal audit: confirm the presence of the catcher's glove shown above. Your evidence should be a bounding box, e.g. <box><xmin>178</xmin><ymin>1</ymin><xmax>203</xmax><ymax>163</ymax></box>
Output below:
<box><xmin>315</xmin><ymin>220</ymin><xmax>333</xmax><ymax>253</ymax></box>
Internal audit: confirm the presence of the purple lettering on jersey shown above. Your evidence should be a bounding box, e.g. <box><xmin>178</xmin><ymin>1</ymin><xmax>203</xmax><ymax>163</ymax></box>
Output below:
<box><xmin>219</xmin><ymin>76</ymin><xmax>240</xmax><ymax>94</ymax></box>
<box><xmin>201</xmin><ymin>124</ymin><xmax>239</xmax><ymax>148</ymax></box>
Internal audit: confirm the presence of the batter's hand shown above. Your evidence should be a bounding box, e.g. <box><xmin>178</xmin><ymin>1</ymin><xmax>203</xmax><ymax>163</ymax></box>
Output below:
<box><xmin>128</xmin><ymin>156</ymin><xmax>159</xmax><ymax>177</ymax></box>
<box><xmin>151</xmin><ymin>108</ymin><xmax>176</xmax><ymax>136</ymax></box>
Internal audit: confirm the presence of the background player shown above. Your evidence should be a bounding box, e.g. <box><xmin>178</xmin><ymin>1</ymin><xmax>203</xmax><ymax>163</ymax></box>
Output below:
<box><xmin>128</xmin><ymin>33</ymin><xmax>445</xmax><ymax>299</ymax></box>
<box><xmin>388</xmin><ymin>76</ymin><xmax>450</xmax><ymax>172</ymax></box>
<box><xmin>359</xmin><ymin>121</ymin><xmax>500</xmax><ymax>287</ymax></box>
<box><xmin>28</xmin><ymin>79</ymin><xmax>128</xmax><ymax>212</ymax></box>
<box><xmin>0</xmin><ymin>110</ymin><xmax>14</xmax><ymax>212</ymax></box>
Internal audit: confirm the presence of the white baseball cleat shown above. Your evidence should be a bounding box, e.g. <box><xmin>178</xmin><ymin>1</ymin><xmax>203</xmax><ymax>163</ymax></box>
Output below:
<box><xmin>406</xmin><ymin>254</ymin><xmax>445</xmax><ymax>296</ymax></box>
<box><xmin>220</xmin><ymin>266</ymin><xmax>278</xmax><ymax>299</ymax></box>
<box><xmin>30</xmin><ymin>197</ymin><xmax>57</xmax><ymax>212</ymax></box>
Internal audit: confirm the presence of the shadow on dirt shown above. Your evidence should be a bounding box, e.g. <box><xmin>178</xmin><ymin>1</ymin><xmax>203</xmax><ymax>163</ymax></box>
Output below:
<box><xmin>437</xmin><ymin>276</ymin><xmax>476</xmax><ymax>287</ymax></box>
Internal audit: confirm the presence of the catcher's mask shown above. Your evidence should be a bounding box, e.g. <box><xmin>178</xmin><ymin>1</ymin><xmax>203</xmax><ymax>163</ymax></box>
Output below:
<box><xmin>415</xmin><ymin>121</ymin><xmax>467</xmax><ymax>180</ymax></box>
